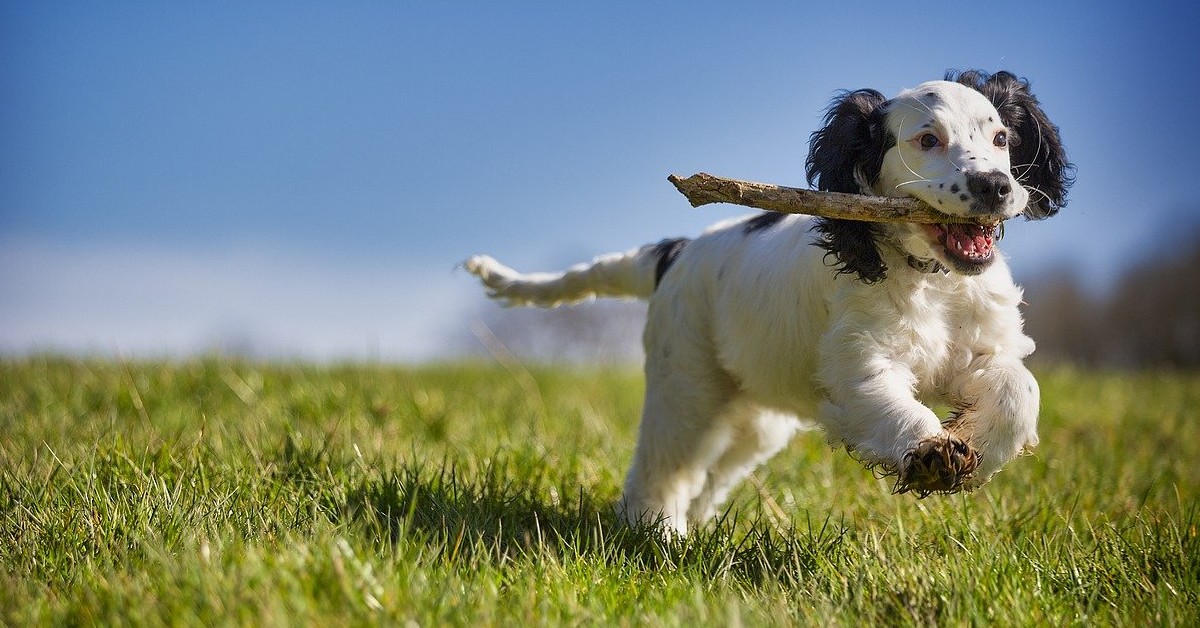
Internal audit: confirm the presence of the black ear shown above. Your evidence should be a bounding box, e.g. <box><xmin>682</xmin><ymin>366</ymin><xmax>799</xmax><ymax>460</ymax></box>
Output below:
<box><xmin>806</xmin><ymin>88</ymin><xmax>892</xmax><ymax>194</ymax></box>
<box><xmin>948</xmin><ymin>70</ymin><xmax>1075</xmax><ymax>220</ymax></box>
<box><xmin>805</xmin><ymin>89</ymin><xmax>892</xmax><ymax>283</ymax></box>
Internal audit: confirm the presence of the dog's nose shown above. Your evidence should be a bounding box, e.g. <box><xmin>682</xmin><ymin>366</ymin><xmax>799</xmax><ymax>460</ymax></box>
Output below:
<box><xmin>966</xmin><ymin>170</ymin><xmax>1012</xmax><ymax>212</ymax></box>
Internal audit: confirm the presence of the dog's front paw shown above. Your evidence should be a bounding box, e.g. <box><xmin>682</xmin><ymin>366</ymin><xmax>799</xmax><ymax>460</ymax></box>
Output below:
<box><xmin>895</xmin><ymin>432</ymin><xmax>980</xmax><ymax>497</ymax></box>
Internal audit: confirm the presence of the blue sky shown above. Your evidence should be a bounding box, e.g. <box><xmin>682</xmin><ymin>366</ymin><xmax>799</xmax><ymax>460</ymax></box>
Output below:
<box><xmin>3</xmin><ymin>1</ymin><xmax>1198</xmax><ymax>360</ymax></box>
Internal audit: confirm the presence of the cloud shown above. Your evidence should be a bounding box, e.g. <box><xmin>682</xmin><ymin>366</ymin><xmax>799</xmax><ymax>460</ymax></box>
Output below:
<box><xmin>0</xmin><ymin>237</ymin><xmax>476</xmax><ymax>362</ymax></box>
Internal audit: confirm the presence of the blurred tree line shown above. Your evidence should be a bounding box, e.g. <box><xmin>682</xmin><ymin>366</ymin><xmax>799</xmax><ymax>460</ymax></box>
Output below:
<box><xmin>1023</xmin><ymin>233</ymin><xmax>1200</xmax><ymax>368</ymax></box>
<box><xmin>466</xmin><ymin>227</ymin><xmax>1200</xmax><ymax>370</ymax></box>
<box><xmin>463</xmin><ymin>300</ymin><xmax>647</xmax><ymax>365</ymax></box>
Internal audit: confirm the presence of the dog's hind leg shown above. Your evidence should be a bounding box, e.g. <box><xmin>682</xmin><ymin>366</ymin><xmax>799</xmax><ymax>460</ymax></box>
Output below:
<box><xmin>686</xmin><ymin>408</ymin><xmax>803</xmax><ymax>525</ymax></box>
<box><xmin>618</xmin><ymin>352</ymin><xmax>741</xmax><ymax>536</ymax></box>
<box><xmin>619</xmin><ymin>388</ymin><xmax>731</xmax><ymax>535</ymax></box>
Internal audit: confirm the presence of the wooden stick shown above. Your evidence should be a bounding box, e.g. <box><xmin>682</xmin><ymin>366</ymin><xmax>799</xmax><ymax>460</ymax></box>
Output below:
<box><xmin>668</xmin><ymin>172</ymin><xmax>1000</xmax><ymax>225</ymax></box>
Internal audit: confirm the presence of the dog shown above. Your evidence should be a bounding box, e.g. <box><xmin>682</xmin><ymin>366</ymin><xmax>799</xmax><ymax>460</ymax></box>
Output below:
<box><xmin>464</xmin><ymin>70</ymin><xmax>1073</xmax><ymax>535</ymax></box>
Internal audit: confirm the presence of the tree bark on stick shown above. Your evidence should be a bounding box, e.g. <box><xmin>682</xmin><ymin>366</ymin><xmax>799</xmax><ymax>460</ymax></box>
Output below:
<box><xmin>668</xmin><ymin>172</ymin><xmax>1000</xmax><ymax>225</ymax></box>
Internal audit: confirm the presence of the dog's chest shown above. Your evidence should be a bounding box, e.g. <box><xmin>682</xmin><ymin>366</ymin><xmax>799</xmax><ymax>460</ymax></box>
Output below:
<box><xmin>883</xmin><ymin>282</ymin><xmax>982</xmax><ymax>392</ymax></box>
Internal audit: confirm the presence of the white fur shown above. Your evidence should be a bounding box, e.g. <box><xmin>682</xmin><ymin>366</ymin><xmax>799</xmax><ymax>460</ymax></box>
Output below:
<box><xmin>464</xmin><ymin>80</ymin><xmax>1042</xmax><ymax>535</ymax></box>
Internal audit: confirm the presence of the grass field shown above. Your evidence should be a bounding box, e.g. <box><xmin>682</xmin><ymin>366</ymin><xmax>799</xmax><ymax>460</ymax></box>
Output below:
<box><xmin>2</xmin><ymin>357</ymin><xmax>1197</xmax><ymax>626</ymax></box>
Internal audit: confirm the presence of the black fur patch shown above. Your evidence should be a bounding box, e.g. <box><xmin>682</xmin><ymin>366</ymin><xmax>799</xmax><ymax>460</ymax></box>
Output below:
<box><xmin>805</xmin><ymin>89</ymin><xmax>892</xmax><ymax>195</ymax></box>
<box><xmin>651</xmin><ymin>237</ymin><xmax>691</xmax><ymax>288</ymax></box>
<box><xmin>742</xmin><ymin>212</ymin><xmax>786</xmax><ymax>234</ymax></box>
<box><xmin>811</xmin><ymin>219</ymin><xmax>887</xmax><ymax>283</ymax></box>
<box><xmin>804</xmin><ymin>88</ymin><xmax>892</xmax><ymax>283</ymax></box>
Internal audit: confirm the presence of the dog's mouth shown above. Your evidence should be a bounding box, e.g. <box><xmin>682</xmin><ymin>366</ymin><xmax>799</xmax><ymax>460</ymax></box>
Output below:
<box><xmin>924</xmin><ymin>222</ymin><xmax>999</xmax><ymax>272</ymax></box>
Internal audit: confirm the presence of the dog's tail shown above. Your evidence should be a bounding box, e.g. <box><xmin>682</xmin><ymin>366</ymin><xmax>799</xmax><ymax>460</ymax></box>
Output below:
<box><xmin>463</xmin><ymin>237</ymin><xmax>690</xmax><ymax>307</ymax></box>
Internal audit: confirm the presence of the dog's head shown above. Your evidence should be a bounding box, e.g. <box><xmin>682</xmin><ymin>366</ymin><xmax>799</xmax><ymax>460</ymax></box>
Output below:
<box><xmin>805</xmin><ymin>70</ymin><xmax>1075</xmax><ymax>282</ymax></box>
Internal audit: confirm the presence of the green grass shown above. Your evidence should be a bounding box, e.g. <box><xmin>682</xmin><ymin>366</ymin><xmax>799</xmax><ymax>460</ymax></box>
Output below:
<box><xmin>2</xmin><ymin>358</ymin><xmax>1197</xmax><ymax>626</ymax></box>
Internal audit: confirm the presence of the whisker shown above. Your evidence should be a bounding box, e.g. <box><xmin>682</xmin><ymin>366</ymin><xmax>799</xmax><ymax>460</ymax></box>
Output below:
<box><xmin>1012</xmin><ymin>162</ymin><xmax>1041</xmax><ymax>181</ymax></box>
<box><xmin>1031</xmin><ymin>111</ymin><xmax>1046</xmax><ymax>170</ymax></box>
<box><xmin>947</xmin><ymin>152</ymin><xmax>967</xmax><ymax>174</ymax></box>
<box><xmin>896</xmin><ymin>152</ymin><xmax>925</xmax><ymax>182</ymax></box>
<box><xmin>892</xmin><ymin>113</ymin><xmax>928</xmax><ymax>183</ymax></box>
<box><xmin>1022</xmin><ymin>184</ymin><xmax>1052</xmax><ymax>203</ymax></box>
<box><xmin>898</xmin><ymin>98</ymin><xmax>936</xmax><ymax>118</ymax></box>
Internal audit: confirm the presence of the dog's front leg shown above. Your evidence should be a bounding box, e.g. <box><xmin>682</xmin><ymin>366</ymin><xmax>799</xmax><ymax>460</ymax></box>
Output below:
<box><xmin>944</xmin><ymin>354</ymin><xmax>1040</xmax><ymax>486</ymax></box>
<box><xmin>817</xmin><ymin>337</ymin><xmax>980</xmax><ymax>494</ymax></box>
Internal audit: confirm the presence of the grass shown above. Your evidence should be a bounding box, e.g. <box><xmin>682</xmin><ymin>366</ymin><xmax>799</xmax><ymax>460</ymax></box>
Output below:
<box><xmin>1</xmin><ymin>357</ymin><xmax>1198</xmax><ymax>626</ymax></box>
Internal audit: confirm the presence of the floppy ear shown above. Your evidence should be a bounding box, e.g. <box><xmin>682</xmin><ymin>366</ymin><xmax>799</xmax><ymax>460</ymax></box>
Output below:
<box><xmin>949</xmin><ymin>70</ymin><xmax>1075</xmax><ymax>220</ymax></box>
<box><xmin>806</xmin><ymin>89</ymin><xmax>891</xmax><ymax>194</ymax></box>
<box><xmin>805</xmin><ymin>89</ymin><xmax>892</xmax><ymax>283</ymax></box>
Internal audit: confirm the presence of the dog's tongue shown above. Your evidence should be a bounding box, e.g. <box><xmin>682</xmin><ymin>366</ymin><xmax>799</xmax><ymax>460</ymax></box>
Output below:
<box><xmin>943</xmin><ymin>223</ymin><xmax>994</xmax><ymax>260</ymax></box>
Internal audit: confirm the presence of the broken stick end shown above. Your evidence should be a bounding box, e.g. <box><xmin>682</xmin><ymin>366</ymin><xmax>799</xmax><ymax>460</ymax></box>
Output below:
<box><xmin>667</xmin><ymin>173</ymin><xmax>710</xmax><ymax>208</ymax></box>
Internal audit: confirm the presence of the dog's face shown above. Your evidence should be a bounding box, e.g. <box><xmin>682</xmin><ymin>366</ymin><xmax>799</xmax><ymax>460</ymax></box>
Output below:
<box><xmin>806</xmin><ymin>71</ymin><xmax>1074</xmax><ymax>282</ymax></box>
<box><xmin>879</xmin><ymin>81</ymin><xmax>1030</xmax><ymax>275</ymax></box>
<box><xmin>879</xmin><ymin>81</ymin><xmax>1030</xmax><ymax>219</ymax></box>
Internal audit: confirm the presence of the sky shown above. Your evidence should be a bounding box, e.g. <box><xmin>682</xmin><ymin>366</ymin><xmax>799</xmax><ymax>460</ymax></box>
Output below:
<box><xmin>2</xmin><ymin>1</ymin><xmax>1199</xmax><ymax>361</ymax></box>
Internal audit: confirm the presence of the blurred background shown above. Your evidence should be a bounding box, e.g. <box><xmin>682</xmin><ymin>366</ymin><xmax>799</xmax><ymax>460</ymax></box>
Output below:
<box><xmin>3</xmin><ymin>1</ymin><xmax>1198</xmax><ymax>368</ymax></box>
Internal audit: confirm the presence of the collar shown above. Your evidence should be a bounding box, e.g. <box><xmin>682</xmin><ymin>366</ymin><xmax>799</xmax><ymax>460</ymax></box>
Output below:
<box><xmin>906</xmin><ymin>255</ymin><xmax>948</xmax><ymax>275</ymax></box>
<box><xmin>883</xmin><ymin>237</ymin><xmax>948</xmax><ymax>275</ymax></box>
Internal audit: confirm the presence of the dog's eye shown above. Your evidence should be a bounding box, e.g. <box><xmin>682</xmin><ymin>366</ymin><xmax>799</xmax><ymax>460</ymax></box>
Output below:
<box><xmin>918</xmin><ymin>133</ymin><xmax>940</xmax><ymax>149</ymax></box>
<box><xmin>993</xmin><ymin>131</ymin><xmax>1008</xmax><ymax>148</ymax></box>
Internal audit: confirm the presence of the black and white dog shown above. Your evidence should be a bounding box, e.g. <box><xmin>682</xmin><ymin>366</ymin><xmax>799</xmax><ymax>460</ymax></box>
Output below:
<box><xmin>465</xmin><ymin>70</ymin><xmax>1072</xmax><ymax>535</ymax></box>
